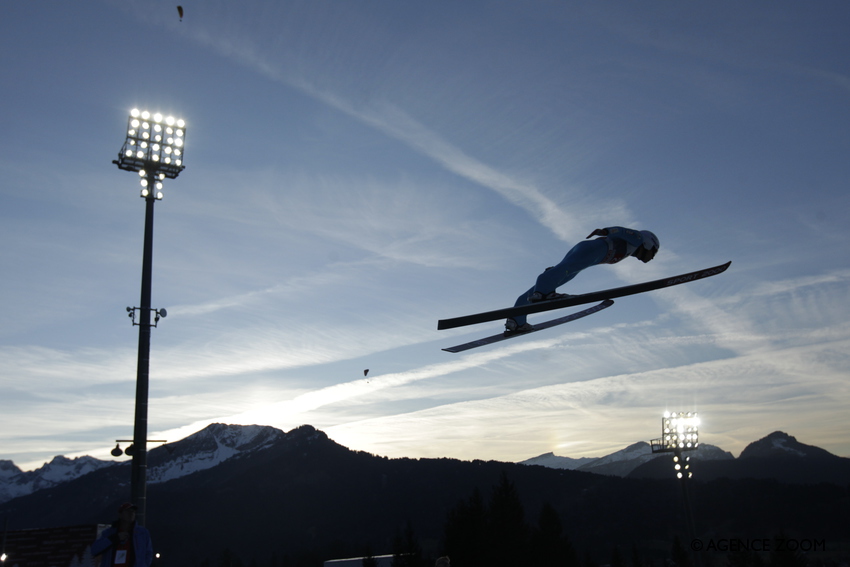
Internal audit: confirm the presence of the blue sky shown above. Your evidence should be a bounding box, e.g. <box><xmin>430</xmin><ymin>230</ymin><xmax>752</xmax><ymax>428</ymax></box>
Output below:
<box><xmin>2</xmin><ymin>1</ymin><xmax>849</xmax><ymax>471</ymax></box>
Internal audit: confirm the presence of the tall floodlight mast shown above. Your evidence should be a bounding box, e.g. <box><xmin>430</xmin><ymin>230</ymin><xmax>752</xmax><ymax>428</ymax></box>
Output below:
<box><xmin>112</xmin><ymin>109</ymin><xmax>186</xmax><ymax>526</ymax></box>
<box><xmin>651</xmin><ymin>411</ymin><xmax>701</xmax><ymax>567</ymax></box>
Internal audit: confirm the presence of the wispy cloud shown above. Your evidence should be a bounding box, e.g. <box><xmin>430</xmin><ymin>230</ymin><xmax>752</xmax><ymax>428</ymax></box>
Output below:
<box><xmin>327</xmin><ymin>331</ymin><xmax>850</xmax><ymax>460</ymax></box>
<box><xmin>150</xmin><ymin>335</ymin><xmax>565</xmax><ymax>440</ymax></box>
<box><xmin>176</xmin><ymin>14</ymin><xmax>621</xmax><ymax>244</ymax></box>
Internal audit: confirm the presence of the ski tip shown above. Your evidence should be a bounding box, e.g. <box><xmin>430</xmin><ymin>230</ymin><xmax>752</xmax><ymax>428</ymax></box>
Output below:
<box><xmin>713</xmin><ymin>261</ymin><xmax>732</xmax><ymax>274</ymax></box>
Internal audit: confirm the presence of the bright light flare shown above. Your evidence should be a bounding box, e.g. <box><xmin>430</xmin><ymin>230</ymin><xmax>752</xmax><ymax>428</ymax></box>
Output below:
<box><xmin>661</xmin><ymin>411</ymin><xmax>699</xmax><ymax>450</ymax></box>
<box><xmin>115</xmin><ymin>108</ymin><xmax>187</xmax><ymax>190</ymax></box>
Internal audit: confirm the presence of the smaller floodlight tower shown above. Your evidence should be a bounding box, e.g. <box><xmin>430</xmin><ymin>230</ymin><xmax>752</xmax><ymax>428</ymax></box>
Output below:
<box><xmin>113</xmin><ymin>109</ymin><xmax>186</xmax><ymax>527</ymax></box>
<box><xmin>651</xmin><ymin>411</ymin><xmax>700</xmax><ymax>567</ymax></box>
<box><xmin>651</xmin><ymin>411</ymin><xmax>700</xmax><ymax>478</ymax></box>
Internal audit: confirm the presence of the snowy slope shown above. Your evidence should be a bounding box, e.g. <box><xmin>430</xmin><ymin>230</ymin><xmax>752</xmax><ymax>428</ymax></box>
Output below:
<box><xmin>522</xmin><ymin>441</ymin><xmax>734</xmax><ymax>478</ymax></box>
<box><xmin>146</xmin><ymin>423</ymin><xmax>286</xmax><ymax>483</ymax></box>
<box><xmin>0</xmin><ymin>456</ymin><xmax>115</xmax><ymax>503</ymax></box>
<box><xmin>739</xmin><ymin>431</ymin><xmax>837</xmax><ymax>460</ymax></box>
<box><xmin>0</xmin><ymin>424</ymin><xmax>286</xmax><ymax>503</ymax></box>
<box><xmin>520</xmin><ymin>452</ymin><xmax>597</xmax><ymax>470</ymax></box>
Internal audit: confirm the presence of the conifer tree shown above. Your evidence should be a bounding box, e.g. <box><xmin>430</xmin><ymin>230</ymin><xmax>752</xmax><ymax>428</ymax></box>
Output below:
<box><xmin>768</xmin><ymin>533</ymin><xmax>806</xmax><ymax>567</ymax></box>
<box><xmin>531</xmin><ymin>502</ymin><xmax>579</xmax><ymax>567</ymax></box>
<box><xmin>670</xmin><ymin>536</ymin><xmax>692</xmax><ymax>567</ymax></box>
<box><xmin>611</xmin><ymin>546</ymin><xmax>625</xmax><ymax>567</ymax></box>
<box><xmin>444</xmin><ymin>489</ymin><xmax>487</xmax><ymax>566</ymax></box>
<box><xmin>392</xmin><ymin>521</ymin><xmax>424</xmax><ymax>567</ymax></box>
<box><xmin>631</xmin><ymin>543</ymin><xmax>644</xmax><ymax>567</ymax></box>
<box><xmin>485</xmin><ymin>472</ymin><xmax>530</xmax><ymax>567</ymax></box>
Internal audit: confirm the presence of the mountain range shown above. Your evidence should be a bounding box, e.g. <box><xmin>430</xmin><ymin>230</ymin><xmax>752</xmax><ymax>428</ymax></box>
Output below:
<box><xmin>521</xmin><ymin>441</ymin><xmax>733</xmax><ymax>477</ymax></box>
<box><xmin>0</xmin><ymin>455</ymin><xmax>114</xmax><ymax>504</ymax></box>
<box><xmin>4</xmin><ymin>426</ymin><xmax>838</xmax><ymax>505</ymax></box>
<box><xmin>1</xmin><ymin>425</ymin><xmax>848</xmax><ymax>567</ymax></box>
<box><xmin>521</xmin><ymin>430</ymin><xmax>850</xmax><ymax>484</ymax></box>
<box><xmin>0</xmin><ymin>423</ymin><xmax>285</xmax><ymax>504</ymax></box>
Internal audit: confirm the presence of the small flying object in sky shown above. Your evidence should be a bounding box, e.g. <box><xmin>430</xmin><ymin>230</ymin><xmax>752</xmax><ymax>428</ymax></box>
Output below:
<box><xmin>364</xmin><ymin>369</ymin><xmax>369</xmax><ymax>377</ymax></box>
<box><xmin>177</xmin><ymin>6</ymin><xmax>183</xmax><ymax>21</ymax></box>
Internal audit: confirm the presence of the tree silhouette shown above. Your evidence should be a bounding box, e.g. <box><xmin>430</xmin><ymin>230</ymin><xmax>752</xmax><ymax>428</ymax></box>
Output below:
<box><xmin>631</xmin><ymin>543</ymin><xmax>644</xmax><ymax>567</ymax></box>
<box><xmin>531</xmin><ymin>502</ymin><xmax>579</xmax><ymax>567</ymax></box>
<box><xmin>444</xmin><ymin>488</ymin><xmax>487</xmax><ymax>566</ymax></box>
<box><xmin>583</xmin><ymin>550</ymin><xmax>600</xmax><ymax>567</ymax></box>
<box><xmin>610</xmin><ymin>546</ymin><xmax>625</xmax><ymax>567</ymax></box>
<box><xmin>726</xmin><ymin>542</ymin><xmax>764</xmax><ymax>567</ymax></box>
<box><xmin>392</xmin><ymin>520</ymin><xmax>424</xmax><ymax>567</ymax></box>
<box><xmin>768</xmin><ymin>533</ymin><xmax>806</xmax><ymax>567</ymax></box>
<box><xmin>485</xmin><ymin>472</ymin><xmax>530</xmax><ymax>567</ymax></box>
<box><xmin>670</xmin><ymin>536</ymin><xmax>692</xmax><ymax>567</ymax></box>
<box><xmin>443</xmin><ymin>472</ymin><xmax>588</xmax><ymax>567</ymax></box>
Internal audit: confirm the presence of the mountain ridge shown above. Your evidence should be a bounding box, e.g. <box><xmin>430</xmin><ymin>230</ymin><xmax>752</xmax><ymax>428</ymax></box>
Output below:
<box><xmin>2</xmin><ymin>427</ymin><xmax>845</xmax><ymax>505</ymax></box>
<box><xmin>1</xmin><ymin>425</ymin><xmax>847</xmax><ymax>567</ymax></box>
<box><xmin>0</xmin><ymin>423</ymin><xmax>286</xmax><ymax>504</ymax></box>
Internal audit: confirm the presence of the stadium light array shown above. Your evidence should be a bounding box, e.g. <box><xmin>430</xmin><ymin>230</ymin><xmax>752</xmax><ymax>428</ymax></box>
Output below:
<box><xmin>662</xmin><ymin>411</ymin><xmax>700</xmax><ymax>451</ymax></box>
<box><xmin>114</xmin><ymin>108</ymin><xmax>186</xmax><ymax>199</ymax></box>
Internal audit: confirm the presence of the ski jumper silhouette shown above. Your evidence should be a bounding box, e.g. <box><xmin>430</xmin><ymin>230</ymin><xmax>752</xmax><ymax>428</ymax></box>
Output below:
<box><xmin>506</xmin><ymin>226</ymin><xmax>659</xmax><ymax>333</ymax></box>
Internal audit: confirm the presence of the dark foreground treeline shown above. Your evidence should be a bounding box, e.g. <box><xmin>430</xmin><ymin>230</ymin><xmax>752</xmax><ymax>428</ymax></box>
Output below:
<box><xmin>193</xmin><ymin>472</ymin><xmax>837</xmax><ymax>567</ymax></box>
<box><xmin>3</xmin><ymin>427</ymin><xmax>847</xmax><ymax>567</ymax></box>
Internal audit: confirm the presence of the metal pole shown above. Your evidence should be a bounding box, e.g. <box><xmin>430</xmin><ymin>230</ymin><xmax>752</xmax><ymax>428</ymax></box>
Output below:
<box><xmin>131</xmin><ymin>179</ymin><xmax>156</xmax><ymax>527</ymax></box>
<box><xmin>677</xmin><ymin>450</ymin><xmax>699</xmax><ymax>567</ymax></box>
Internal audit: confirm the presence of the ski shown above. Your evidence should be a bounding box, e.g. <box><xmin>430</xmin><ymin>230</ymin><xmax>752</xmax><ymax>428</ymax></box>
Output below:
<box><xmin>442</xmin><ymin>300</ymin><xmax>614</xmax><ymax>353</ymax></box>
<box><xmin>438</xmin><ymin>261</ymin><xmax>730</xmax><ymax>331</ymax></box>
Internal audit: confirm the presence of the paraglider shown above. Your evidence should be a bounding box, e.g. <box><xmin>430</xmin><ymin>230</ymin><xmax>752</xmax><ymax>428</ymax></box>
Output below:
<box><xmin>177</xmin><ymin>6</ymin><xmax>183</xmax><ymax>21</ymax></box>
<box><xmin>364</xmin><ymin>369</ymin><xmax>369</xmax><ymax>377</ymax></box>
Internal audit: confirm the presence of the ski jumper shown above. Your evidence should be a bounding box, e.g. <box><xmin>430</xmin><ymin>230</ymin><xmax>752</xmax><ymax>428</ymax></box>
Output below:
<box><xmin>510</xmin><ymin>227</ymin><xmax>649</xmax><ymax>327</ymax></box>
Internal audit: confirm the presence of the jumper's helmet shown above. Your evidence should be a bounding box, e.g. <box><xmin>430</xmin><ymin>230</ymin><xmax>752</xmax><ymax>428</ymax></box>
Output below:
<box><xmin>635</xmin><ymin>230</ymin><xmax>660</xmax><ymax>263</ymax></box>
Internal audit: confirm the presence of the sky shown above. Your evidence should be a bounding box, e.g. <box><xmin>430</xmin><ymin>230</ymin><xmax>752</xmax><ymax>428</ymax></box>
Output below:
<box><xmin>2</xmin><ymin>1</ymin><xmax>849</xmax><ymax>472</ymax></box>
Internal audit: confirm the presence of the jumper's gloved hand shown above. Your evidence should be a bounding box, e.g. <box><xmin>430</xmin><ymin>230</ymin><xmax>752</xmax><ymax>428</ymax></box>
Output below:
<box><xmin>586</xmin><ymin>228</ymin><xmax>609</xmax><ymax>238</ymax></box>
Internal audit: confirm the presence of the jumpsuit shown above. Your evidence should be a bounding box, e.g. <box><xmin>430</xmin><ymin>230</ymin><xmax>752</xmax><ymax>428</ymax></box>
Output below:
<box><xmin>509</xmin><ymin>227</ymin><xmax>648</xmax><ymax>327</ymax></box>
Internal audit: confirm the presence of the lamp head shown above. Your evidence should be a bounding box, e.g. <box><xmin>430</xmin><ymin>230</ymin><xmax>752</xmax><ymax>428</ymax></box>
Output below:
<box><xmin>115</xmin><ymin>109</ymin><xmax>187</xmax><ymax>198</ymax></box>
<box><xmin>661</xmin><ymin>411</ymin><xmax>699</xmax><ymax>451</ymax></box>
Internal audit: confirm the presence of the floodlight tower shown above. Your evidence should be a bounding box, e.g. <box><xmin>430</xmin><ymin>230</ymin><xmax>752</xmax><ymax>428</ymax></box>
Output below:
<box><xmin>651</xmin><ymin>411</ymin><xmax>700</xmax><ymax>567</ymax></box>
<box><xmin>113</xmin><ymin>109</ymin><xmax>186</xmax><ymax>526</ymax></box>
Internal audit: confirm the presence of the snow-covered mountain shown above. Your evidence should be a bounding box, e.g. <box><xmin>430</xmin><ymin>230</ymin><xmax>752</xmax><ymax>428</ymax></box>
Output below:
<box><xmin>146</xmin><ymin>423</ymin><xmax>286</xmax><ymax>483</ymax></box>
<box><xmin>520</xmin><ymin>452</ymin><xmax>596</xmax><ymax>470</ymax></box>
<box><xmin>0</xmin><ymin>426</ymin><xmax>837</xmax><ymax>505</ymax></box>
<box><xmin>523</xmin><ymin>431</ymin><xmax>847</xmax><ymax>482</ymax></box>
<box><xmin>0</xmin><ymin>455</ymin><xmax>115</xmax><ymax>503</ymax></box>
<box><xmin>738</xmin><ymin>431</ymin><xmax>837</xmax><ymax>460</ymax></box>
<box><xmin>0</xmin><ymin>423</ymin><xmax>287</xmax><ymax>503</ymax></box>
<box><xmin>521</xmin><ymin>441</ymin><xmax>733</xmax><ymax>477</ymax></box>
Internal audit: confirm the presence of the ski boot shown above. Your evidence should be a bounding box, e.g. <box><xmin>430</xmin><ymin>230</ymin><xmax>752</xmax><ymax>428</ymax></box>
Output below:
<box><xmin>529</xmin><ymin>290</ymin><xmax>571</xmax><ymax>302</ymax></box>
<box><xmin>505</xmin><ymin>318</ymin><xmax>533</xmax><ymax>335</ymax></box>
